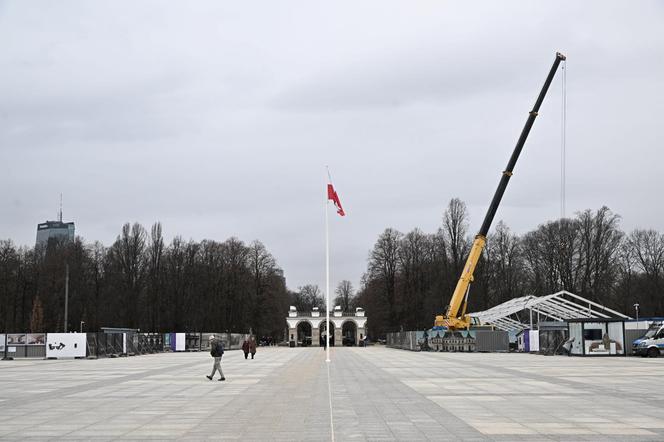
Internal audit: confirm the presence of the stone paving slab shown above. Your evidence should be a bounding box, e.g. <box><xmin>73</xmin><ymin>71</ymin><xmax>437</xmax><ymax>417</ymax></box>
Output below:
<box><xmin>1</xmin><ymin>347</ymin><xmax>663</xmax><ymax>441</ymax></box>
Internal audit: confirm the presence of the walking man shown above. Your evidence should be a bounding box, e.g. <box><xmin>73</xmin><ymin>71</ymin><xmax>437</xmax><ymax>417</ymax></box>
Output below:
<box><xmin>206</xmin><ymin>335</ymin><xmax>225</xmax><ymax>381</ymax></box>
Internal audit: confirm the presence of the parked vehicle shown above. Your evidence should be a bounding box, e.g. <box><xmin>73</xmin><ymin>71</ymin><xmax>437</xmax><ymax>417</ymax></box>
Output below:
<box><xmin>633</xmin><ymin>322</ymin><xmax>664</xmax><ymax>357</ymax></box>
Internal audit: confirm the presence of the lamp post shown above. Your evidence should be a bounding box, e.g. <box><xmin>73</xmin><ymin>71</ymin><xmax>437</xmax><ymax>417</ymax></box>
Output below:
<box><xmin>634</xmin><ymin>303</ymin><xmax>640</xmax><ymax>322</ymax></box>
<box><xmin>80</xmin><ymin>321</ymin><xmax>85</xmax><ymax>333</ymax></box>
<box><xmin>64</xmin><ymin>264</ymin><xmax>69</xmax><ymax>332</ymax></box>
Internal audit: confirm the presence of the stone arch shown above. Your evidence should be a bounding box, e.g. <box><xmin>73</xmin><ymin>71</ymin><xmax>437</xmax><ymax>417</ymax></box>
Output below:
<box><xmin>287</xmin><ymin>309</ymin><xmax>366</xmax><ymax>347</ymax></box>
<box><xmin>295</xmin><ymin>320</ymin><xmax>313</xmax><ymax>346</ymax></box>
<box><xmin>341</xmin><ymin>320</ymin><xmax>358</xmax><ymax>346</ymax></box>
<box><xmin>317</xmin><ymin>320</ymin><xmax>336</xmax><ymax>347</ymax></box>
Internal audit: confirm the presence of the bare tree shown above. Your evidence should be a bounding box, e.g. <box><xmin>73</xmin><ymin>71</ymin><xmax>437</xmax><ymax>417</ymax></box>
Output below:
<box><xmin>443</xmin><ymin>198</ymin><xmax>470</xmax><ymax>274</ymax></box>
<box><xmin>484</xmin><ymin>221</ymin><xmax>524</xmax><ymax>307</ymax></box>
<box><xmin>628</xmin><ymin>229</ymin><xmax>664</xmax><ymax>313</ymax></box>
<box><xmin>248</xmin><ymin>240</ymin><xmax>277</xmax><ymax>333</ymax></box>
<box><xmin>521</xmin><ymin>218</ymin><xmax>581</xmax><ymax>295</ymax></box>
<box><xmin>577</xmin><ymin>207</ymin><xmax>623</xmax><ymax>301</ymax></box>
<box><xmin>220</xmin><ymin>237</ymin><xmax>250</xmax><ymax>331</ymax></box>
<box><xmin>398</xmin><ymin>229</ymin><xmax>429</xmax><ymax>328</ymax></box>
<box><xmin>29</xmin><ymin>295</ymin><xmax>44</xmax><ymax>332</ymax></box>
<box><xmin>0</xmin><ymin>240</ymin><xmax>20</xmax><ymax>330</ymax></box>
<box><xmin>146</xmin><ymin>223</ymin><xmax>164</xmax><ymax>331</ymax></box>
<box><xmin>368</xmin><ymin>228</ymin><xmax>402</xmax><ymax>331</ymax></box>
<box><xmin>614</xmin><ymin>240</ymin><xmax>637</xmax><ymax>314</ymax></box>
<box><xmin>108</xmin><ymin>223</ymin><xmax>147</xmax><ymax>328</ymax></box>
<box><xmin>294</xmin><ymin>284</ymin><xmax>324</xmax><ymax>311</ymax></box>
<box><xmin>334</xmin><ymin>280</ymin><xmax>355</xmax><ymax>312</ymax></box>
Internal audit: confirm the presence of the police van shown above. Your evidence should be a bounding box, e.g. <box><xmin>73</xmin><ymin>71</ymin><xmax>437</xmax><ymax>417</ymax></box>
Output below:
<box><xmin>633</xmin><ymin>322</ymin><xmax>664</xmax><ymax>357</ymax></box>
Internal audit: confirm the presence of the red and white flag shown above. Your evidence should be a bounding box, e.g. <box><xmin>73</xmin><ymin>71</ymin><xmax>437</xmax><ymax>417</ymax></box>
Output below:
<box><xmin>327</xmin><ymin>183</ymin><xmax>345</xmax><ymax>217</ymax></box>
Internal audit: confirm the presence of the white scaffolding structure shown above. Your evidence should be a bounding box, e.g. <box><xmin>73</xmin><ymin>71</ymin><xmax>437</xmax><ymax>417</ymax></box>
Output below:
<box><xmin>469</xmin><ymin>290</ymin><xmax>630</xmax><ymax>332</ymax></box>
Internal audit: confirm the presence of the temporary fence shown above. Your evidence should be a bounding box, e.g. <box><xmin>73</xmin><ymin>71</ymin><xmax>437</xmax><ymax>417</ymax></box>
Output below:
<box><xmin>475</xmin><ymin>330</ymin><xmax>509</xmax><ymax>352</ymax></box>
<box><xmin>625</xmin><ymin>329</ymin><xmax>648</xmax><ymax>355</ymax></box>
<box><xmin>538</xmin><ymin>329</ymin><xmax>568</xmax><ymax>355</ymax></box>
<box><xmin>88</xmin><ymin>331</ymin><xmax>250</xmax><ymax>357</ymax></box>
<box><xmin>87</xmin><ymin>332</ymin><xmax>127</xmax><ymax>357</ymax></box>
<box><xmin>85</xmin><ymin>332</ymin><xmax>166</xmax><ymax>357</ymax></box>
<box><xmin>387</xmin><ymin>329</ymin><xmax>509</xmax><ymax>352</ymax></box>
<box><xmin>200</xmin><ymin>332</ymin><xmax>250</xmax><ymax>351</ymax></box>
<box><xmin>386</xmin><ymin>331</ymin><xmax>422</xmax><ymax>351</ymax></box>
<box><xmin>429</xmin><ymin>330</ymin><xmax>476</xmax><ymax>352</ymax></box>
<box><xmin>1</xmin><ymin>333</ymin><xmax>46</xmax><ymax>358</ymax></box>
<box><xmin>2</xmin><ymin>330</ymin><xmax>251</xmax><ymax>360</ymax></box>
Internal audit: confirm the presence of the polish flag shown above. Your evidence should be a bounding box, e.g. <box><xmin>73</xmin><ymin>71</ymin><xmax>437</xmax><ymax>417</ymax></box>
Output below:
<box><xmin>327</xmin><ymin>183</ymin><xmax>345</xmax><ymax>217</ymax></box>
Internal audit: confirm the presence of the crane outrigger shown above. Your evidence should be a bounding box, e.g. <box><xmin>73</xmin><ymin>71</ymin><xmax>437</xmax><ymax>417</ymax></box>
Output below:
<box><xmin>434</xmin><ymin>52</ymin><xmax>567</xmax><ymax>330</ymax></box>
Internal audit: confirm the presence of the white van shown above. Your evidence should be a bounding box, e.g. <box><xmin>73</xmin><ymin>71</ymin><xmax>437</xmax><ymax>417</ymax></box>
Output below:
<box><xmin>634</xmin><ymin>322</ymin><xmax>664</xmax><ymax>357</ymax></box>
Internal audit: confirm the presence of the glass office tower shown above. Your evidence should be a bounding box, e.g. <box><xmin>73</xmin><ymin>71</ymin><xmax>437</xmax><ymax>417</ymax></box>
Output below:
<box><xmin>36</xmin><ymin>221</ymin><xmax>75</xmax><ymax>247</ymax></box>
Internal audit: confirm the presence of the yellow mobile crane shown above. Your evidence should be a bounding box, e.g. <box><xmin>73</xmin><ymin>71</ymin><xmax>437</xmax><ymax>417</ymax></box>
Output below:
<box><xmin>434</xmin><ymin>52</ymin><xmax>566</xmax><ymax>330</ymax></box>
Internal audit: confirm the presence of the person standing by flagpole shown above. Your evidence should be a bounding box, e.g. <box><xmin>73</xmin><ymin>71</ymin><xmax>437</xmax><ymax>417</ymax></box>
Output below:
<box><xmin>325</xmin><ymin>168</ymin><xmax>345</xmax><ymax>363</ymax></box>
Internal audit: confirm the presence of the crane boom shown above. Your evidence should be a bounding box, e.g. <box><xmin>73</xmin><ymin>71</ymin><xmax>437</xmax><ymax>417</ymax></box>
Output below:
<box><xmin>434</xmin><ymin>52</ymin><xmax>566</xmax><ymax>330</ymax></box>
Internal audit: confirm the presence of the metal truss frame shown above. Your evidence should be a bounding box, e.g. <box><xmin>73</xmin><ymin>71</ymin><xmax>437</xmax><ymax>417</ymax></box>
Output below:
<box><xmin>469</xmin><ymin>290</ymin><xmax>630</xmax><ymax>332</ymax></box>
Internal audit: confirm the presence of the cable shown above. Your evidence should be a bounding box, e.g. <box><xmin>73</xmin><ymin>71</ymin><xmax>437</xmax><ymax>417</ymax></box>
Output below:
<box><xmin>560</xmin><ymin>60</ymin><xmax>567</xmax><ymax>219</ymax></box>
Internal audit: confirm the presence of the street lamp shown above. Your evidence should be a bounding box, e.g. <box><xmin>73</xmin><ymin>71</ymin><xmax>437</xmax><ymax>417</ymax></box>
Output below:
<box><xmin>634</xmin><ymin>303</ymin><xmax>640</xmax><ymax>321</ymax></box>
<box><xmin>80</xmin><ymin>321</ymin><xmax>85</xmax><ymax>333</ymax></box>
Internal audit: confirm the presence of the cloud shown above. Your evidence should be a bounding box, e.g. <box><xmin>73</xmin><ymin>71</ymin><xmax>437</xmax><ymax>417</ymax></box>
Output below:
<box><xmin>1</xmin><ymin>0</ymin><xmax>663</xmax><ymax>292</ymax></box>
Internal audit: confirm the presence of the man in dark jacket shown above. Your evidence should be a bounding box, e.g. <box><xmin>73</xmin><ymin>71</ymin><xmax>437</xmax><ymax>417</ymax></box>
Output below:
<box><xmin>206</xmin><ymin>335</ymin><xmax>225</xmax><ymax>381</ymax></box>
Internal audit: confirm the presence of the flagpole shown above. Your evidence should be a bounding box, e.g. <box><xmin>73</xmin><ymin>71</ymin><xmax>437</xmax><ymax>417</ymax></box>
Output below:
<box><xmin>325</xmin><ymin>175</ymin><xmax>331</xmax><ymax>363</ymax></box>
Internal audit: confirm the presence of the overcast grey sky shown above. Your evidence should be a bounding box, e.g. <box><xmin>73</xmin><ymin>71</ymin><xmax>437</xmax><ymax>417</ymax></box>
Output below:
<box><xmin>1</xmin><ymin>1</ymin><xmax>663</xmax><ymax>293</ymax></box>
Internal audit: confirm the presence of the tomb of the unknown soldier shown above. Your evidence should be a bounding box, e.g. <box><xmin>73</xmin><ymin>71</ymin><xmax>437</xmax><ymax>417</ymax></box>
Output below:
<box><xmin>287</xmin><ymin>306</ymin><xmax>367</xmax><ymax>347</ymax></box>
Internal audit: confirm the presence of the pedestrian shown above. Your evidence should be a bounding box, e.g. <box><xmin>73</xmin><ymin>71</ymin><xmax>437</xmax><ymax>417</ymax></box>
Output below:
<box><xmin>562</xmin><ymin>337</ymin><xmax>575</xmax><ymax>356</ymax></box>
<box><xmin>242</xmin><ymin>338</ymin><xmax>250</xmax><ymax>359</ymax></box>
<box><xmin>249</xmin><ymin>336</ymin><xmax>257</xmax><ymax>359</ymax></box>
<box><xmin>206</xmin><ymin>335</ymin><xmax>225</xmax><ymax>381</ymax></box>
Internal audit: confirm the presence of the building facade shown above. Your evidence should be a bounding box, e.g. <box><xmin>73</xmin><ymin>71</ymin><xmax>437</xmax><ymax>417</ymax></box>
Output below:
<box><xmin>36</xmin><ymin>220</ymin><xmax>75</xmax><ymax>247</ymax></box>
<box><xmin>287</xmin><ymin>306</ymin><xmax>367</xmax><ymax>346</ymax></box>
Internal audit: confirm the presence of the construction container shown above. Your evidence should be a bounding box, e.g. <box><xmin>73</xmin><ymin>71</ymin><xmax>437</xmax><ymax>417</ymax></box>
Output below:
<box><xmin>475</xmin><ymin>330</ymin><xmax>509</xmax><ymax>352</ymax></box>
<box><xmin>568</xmin><ymin>319</ymin><xmax>626</xmax><ymax>356</ymax></box>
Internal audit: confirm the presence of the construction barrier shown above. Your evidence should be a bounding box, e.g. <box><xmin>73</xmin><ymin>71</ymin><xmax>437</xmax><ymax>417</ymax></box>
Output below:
<box><xmin>475</xmin><ymin>330</ymin><xmax>509</xmax><ymax>352</ymax></box>
<box><xmin>386</xmin><ymin>331</ymin><xmax>422</xmax><ymax>351</ymax></box>
<box><xmin>388</xmin><ymin>330</ymin><xmax>508</xmax><ymax>352</ymax></box>
<box><xmin>1</xmin><ymin>333</ymin><xmax>46</xmax><ymax>359</ymax></box>
<box><xmin>3</xmin><ymin>331</ymin><xmax>254</xmax><ymax>360</ymax></box>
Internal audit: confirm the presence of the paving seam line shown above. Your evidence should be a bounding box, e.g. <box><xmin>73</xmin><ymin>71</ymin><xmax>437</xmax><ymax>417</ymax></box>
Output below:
<box><xmin>1</xmin><ymin>357</ymin><xmax>207</xmax><ymax>408</ymax></box>
<box><xmin>420</xmin><ymin>351</ymin><xmax>663</xmax><ymax>407</ymax></box>
<box><xmin>326</xmin><ymin>359</ymin><xmax>335</xmax><ymax>442</ymax></box>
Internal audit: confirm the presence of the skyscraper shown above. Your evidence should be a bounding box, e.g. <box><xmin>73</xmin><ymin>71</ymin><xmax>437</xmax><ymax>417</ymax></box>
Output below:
<box><xmin>35</xmin><ymin>196</ymin><xmax>75</xmax><ymax>247</ymax></box>
<box><xmin>36</xmin><ymin>220</ymin><xmax>75</xmax><ymax>247</ymax></box>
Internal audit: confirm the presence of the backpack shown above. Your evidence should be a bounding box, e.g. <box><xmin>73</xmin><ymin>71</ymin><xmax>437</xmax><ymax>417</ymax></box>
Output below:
<box><xmin>210</xmin><ymin>341</ymin><xmax>224</xmax><ymax>357</ymax></box>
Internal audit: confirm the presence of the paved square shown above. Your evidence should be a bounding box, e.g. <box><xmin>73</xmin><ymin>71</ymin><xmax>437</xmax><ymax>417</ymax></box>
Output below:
<box><xmin>1</xmin><ymin>347</ymin><xmax>663</xmax><ymax>441</ymax></box>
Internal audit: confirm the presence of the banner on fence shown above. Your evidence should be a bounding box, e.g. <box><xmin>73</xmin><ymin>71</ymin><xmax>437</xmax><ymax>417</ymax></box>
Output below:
<box><xmin>7</xmin><ymin>334</ymin><xmax>26</xmax><ymax>345</ymax></box>
<box><xmin>46</xmin><ymin>333</ymin><xmax>86</xmax><ymax>358</ymax></box>
<box><xmin>27</xmin><ymin>333</ymin><xmax>45</xmax><ymax>345</ymax></box>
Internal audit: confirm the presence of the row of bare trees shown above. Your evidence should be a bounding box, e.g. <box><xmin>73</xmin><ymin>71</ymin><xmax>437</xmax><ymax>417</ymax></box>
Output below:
<box><xmin>0</xmin><ymin>222</ymin><xmax>290</xmax><ymax>338</ymax></box>
<box><xmin>288</xmin><ymin>281</ymin><xmax>357</xmax><ymax>313</ymax></box>
<box><xmin>357</xmin><ymin>198</ymin><xmax>664</xmax><ymax>338</ymax></box>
